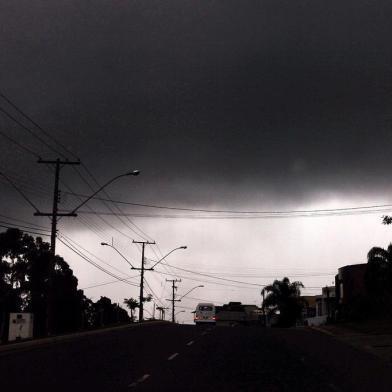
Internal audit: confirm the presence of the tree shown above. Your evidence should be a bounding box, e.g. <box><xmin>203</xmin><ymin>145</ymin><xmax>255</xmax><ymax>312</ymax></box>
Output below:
<box><xmin>0</xmin><ymin>228</ymin><xmax>131</xmax><ymax>339</ymax></box>
<box><xmin>262</xmin><ymin>277</ymin><xmax>305</xmax><ymax>327</ymax></box>
<box><xmin>0</xmin><ymin>228</ymin><xmax>95</xmax><ymax>337</ymax></box>
<box><xmin>365</xmin><ymin>243</ymin><xmax>392</xmax><ymax>315</ymax></box>
<box><xmin>124</xmin><ymin>297</ymin><xmax>139</xmax><ymax>322</ymax></box>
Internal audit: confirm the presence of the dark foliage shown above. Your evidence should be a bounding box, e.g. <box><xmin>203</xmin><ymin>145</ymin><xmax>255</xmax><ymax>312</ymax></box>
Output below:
<box><xmin>365</xmin><ymin>243</ymin><xmax>392</xmax><ymax>317</ymax></box>
<box><xmin>0</xmin><ymin>228</ymin><xmax>129</xmax><ymax>341</ymax></box>
<box><xmin>262</xmin><ymin>277</ymin><xmax>305</xmax><ymax>327</ymax></box>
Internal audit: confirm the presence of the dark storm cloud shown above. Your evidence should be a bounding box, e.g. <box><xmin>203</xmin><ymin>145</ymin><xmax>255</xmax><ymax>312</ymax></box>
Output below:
<box><xmin>1</xmin><ymin>0</ymin><xmax>391</xmax><ymax>206</ymax></box>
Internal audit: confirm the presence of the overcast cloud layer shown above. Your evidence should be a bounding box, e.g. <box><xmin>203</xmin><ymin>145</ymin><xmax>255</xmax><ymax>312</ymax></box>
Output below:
<box><xmin>1</xmin><ymin>1</ymin><xmax>392</xmax><ymax>322</ymax></box>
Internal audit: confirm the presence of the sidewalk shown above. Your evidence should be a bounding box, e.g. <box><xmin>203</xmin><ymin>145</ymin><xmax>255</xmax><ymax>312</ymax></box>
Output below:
<box><xmin>312</xmin><ymin>319</ymin><xmax>392</xmax><ymax>363</ymax></box>
<box><xmin>0</xmin><ymin>320</ymin><xmax>169</xmax><ymax>356</ymax></box>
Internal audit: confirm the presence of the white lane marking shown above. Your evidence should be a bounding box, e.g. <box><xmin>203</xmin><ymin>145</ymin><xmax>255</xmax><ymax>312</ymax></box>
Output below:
<box><xmin>128</xmin><ymin>374</ymin><xmax>150</xmax><ymax>388</ymax></box>
<box><xmin>201</xmin><ymin>331</ymin><xmax>208</xmax><ymax>336</ymax></box>
<box><xmin>186</xmin><ymin>340</ymin><xmax>194</xmax><ymax>346</ymax></box>
<box><xmin>139</xmin><ymin>374</ymin><xmax>150</xmax><ymax>383</ymax></box>
<box><xmin>168</xmin><ymin>352</ymin><xmax>179</xmax><ymax>361</ymax></box>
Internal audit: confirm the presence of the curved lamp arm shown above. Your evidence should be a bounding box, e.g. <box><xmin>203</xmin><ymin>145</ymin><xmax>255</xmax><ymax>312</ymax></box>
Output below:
<box><xmin>101</xmin><ymin>242</ymin><xmax>135</xmax><ymax>269</ymax></box>
<box><xmin>151</xmin><ymin>246</ymin><xmax>187</xmax><ymax>269</ymax></box>
<box><xmin>70</xmin><ymin>170</ymin><xmax>140</xmax><ymax>214</ymax></box>
<box><xmin>178</xmin><ymin>285</ymin><xmax>204</xmax><ymax>301</ymax></box>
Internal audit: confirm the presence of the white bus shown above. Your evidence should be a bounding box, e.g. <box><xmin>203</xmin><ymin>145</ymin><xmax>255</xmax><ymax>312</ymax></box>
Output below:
<box><xmin>194</xmin><ymin>303</ymin><xmax>216</xmax><ymax>325</ymax></box>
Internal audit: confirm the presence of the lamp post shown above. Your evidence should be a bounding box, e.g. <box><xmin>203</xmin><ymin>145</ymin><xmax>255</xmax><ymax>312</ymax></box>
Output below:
<box><xmin>100</xmin><ymin>242</ymin><xmax>135</xmax><ymax>269</ymax></box>
<box><xmin>37</xmin><ymin>169</ymin><xmax>140</xmax><ymax>336</ymax></box>
<box><xmin>178</xmin><ymin>285</ymin><xmax>204</xmax><ymax>301</ymax></box>
<box><xmin>174</xmin><ymin>310</ymin><xmax>185</xmax><ymax>321</ymax></box>
<box><xmin>167</xmin><ymin>285</ymin><xmax>203</xmax><ymax>323</ymax></box>
<box><xmin>150</xmin><ymin>246</ymin><xmax>187</xmax><ymax>269</ymax></box>
<box><xmin>100</xmin><ymin>243</ymin><xmax>187</xmax><ymax>322</ymax></box>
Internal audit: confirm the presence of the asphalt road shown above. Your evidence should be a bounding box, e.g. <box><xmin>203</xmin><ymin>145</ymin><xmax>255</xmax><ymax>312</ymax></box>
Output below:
<box><xmin>0</xmin><ymin>324</ymin><xmax>392</xmax><ymax>391</ymax></box>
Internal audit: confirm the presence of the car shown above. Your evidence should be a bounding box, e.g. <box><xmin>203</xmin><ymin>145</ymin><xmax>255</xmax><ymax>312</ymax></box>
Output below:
<box><xmin>194</xmin><ymin>303</ymin><xmax>216</xmax><ymax>325</ymax></box>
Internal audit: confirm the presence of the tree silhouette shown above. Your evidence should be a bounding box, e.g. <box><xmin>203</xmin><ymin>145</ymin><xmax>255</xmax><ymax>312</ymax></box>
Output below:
<box><xmin>124</xmin><ymin>297</ymin><xmax>139</xmax><ymax>322</ymax></box>
<box><xmin>0</xmin><ymin>228</ymin><xmax>130</xmax><ymax>339</ymax></box>
<box><xmin>262</xmin><ymin>277</ymin><xmax>305</xmax><ymax>327</ymax></box>
<box><xmin>365</xmin><ymin>243</ymin><xmax>392</xmax><ymax>315</ymax></box>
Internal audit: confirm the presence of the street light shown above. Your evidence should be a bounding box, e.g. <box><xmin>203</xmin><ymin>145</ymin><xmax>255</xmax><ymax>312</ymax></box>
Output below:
<box><xmin>69</xmin><ymin>170</ymin><xmax>140</xmax><ymax>215</ymax></box>
<box><xmin>150</xmin><ymin>246</ymin><xmax>187</xmax><ymax>269</ymax></box>
<box><xmin>100</xmin><ymin>242</ymin><xmax>186</xmax><ymax>323</ymax></box>
<box><xmin>175</xmin><ymin>310</ymin><xmax>185</xmax><ymax>317</ymax></box>
<box><xmin>36</xmin><ymin>168</ymin><xmax>140</xmax><ymax>336</ymax></box>
<box><xmin>100</xmin><ymin>242</ymin><xmax>135</xmax><ymax>269</ymax></box>
<box><xmin>178</xmin><ymin>285</ymin><xmax>204</xmax><ymax>301</ymax></box>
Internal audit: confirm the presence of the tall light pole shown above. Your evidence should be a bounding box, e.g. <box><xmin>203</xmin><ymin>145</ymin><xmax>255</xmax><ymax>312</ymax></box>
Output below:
<box><xmin>166</xmin><ymin>284</ymin><xmax>203</xmax><ymax>323</ymax></box>
<box><xmin>174</xmin><ymin>310</ymin><xmax>185</xmax><ymax>321</ymax></box>
<box><xmin>101</xmin><ymin>242</ymin><xmax>187</xmax><ymax>322</ymax></box>
<box><xmin>150</xmin><ymin>246</ymin><xmax>187</xmax><ymax>269</ymax></box>
<box><xmin>36</xmin><ymin>168</ymin><xmax>140</xmax><ymax>336</ymax></box>
<box><xmin>132</xmin><ymin>240</ymin><xmax>155</xmax><ymax>323</ymax></box>
<box><xmin>178</xmin><ymin>285</ymin><xmax>204</xmax><ymax>301</ymax></box>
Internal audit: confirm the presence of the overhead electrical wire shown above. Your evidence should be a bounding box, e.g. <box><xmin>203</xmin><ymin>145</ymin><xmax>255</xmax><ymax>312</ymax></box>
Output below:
<box><xmin>57</xmin><ymin>236</ymin><xmax>139</xmax><ymax>288</ymax></box>
<box><xmin>61</xmin><ymin>191</ymin><xmax>392</xmax><ymax>216</ymax></box>
<box><xmin>0</xmin><ymin>223</ymin><xmax>50</xmax><ymax>237</ymax></box>
<box><xmin>0</xmin><ymin>91</ymin><xmax>149</xmax><ymax>246</ymax></box>
<box><xmin>143</xmin><ymin>277</ymin><xmax>166</xmax><ymax>308</ymax></box>
<box><xmin>59</xmin><ymin>232</ymin><xmax>135</xmax><ymax>278</ymax></box>
<box><xmin>0</xmin><ymin>91</ymin><xmax>79</xmax><ymax>160</ymax></box>
<box><xmin>81</xmin><ymin>274</ymin><xmax>141</xmax><ymax>290</ymax></box>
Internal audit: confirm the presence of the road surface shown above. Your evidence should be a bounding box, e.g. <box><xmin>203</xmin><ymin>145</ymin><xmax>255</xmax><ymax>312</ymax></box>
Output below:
<box><xmin>0</xmin><ymin>324</ymin><xmax>391</xmax><ymax>391</ymax></box>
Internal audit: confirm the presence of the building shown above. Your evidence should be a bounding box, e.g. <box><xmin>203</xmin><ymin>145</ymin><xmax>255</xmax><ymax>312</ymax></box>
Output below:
<box><xmin>335</xmin><ymin>263</ymin><xmax>368</xmax><ymax>319</ymax></box>
<box><xmin>215</xmin><ymin>302</ymin><xmax>262</xmax><ymax>326</ymax></box>
<box><xmin>301</xmin><ymin>296</ymin><xmax>317</xmax><ymax>319</ymax></box>
<box><xmin>302</xmin><ymin>286</ymin><xmax>336</xmax><ymax>326</ymax></box>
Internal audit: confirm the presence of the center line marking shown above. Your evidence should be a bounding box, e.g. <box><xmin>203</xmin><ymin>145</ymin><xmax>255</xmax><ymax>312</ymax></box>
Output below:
<box><xmin>168</xmin><ymin>353</ymin><xmax>179</xmax><ymax>361</ymax></box>
<box><xmin>139</xmin><ymin>374</ymin><xmax>150</xmax><ymax>383</ymax></box>
<box><xmin>128</xmin><ymin>374</ymin><xmax>150</xmax><ymax>388</ymax></box>
<box><xmin>186</xmin><ymin>340</ymin><xmax>194</xmax><ymax>346</ymax></box>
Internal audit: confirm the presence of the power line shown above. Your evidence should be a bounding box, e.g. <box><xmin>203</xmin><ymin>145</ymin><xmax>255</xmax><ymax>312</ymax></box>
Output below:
<box><xmin>59</xmin><ymin>232</ymin><xmax>136</xmax><ymax>278</ymax></box>
<box><xmin>0</xmin><ymin>219</ymin><xmax>50</xmax><ymax>235</ymax></box>
<box><xmin>154</xmin><ymin>265</ymin><xmax>324</xmax><ymax>290</ymax></box>
<box><xmin>61</xmin><ymin>191</ymin><xmax>392</xmax><ymax>216</ymax></box>
<box><xmin>0</xmin><ymin>214</ymin><xmax>50</xmax><ymax>231</ymax></box>
<box><xmin>69</xmin><ymin>207</ymin><xmax>392</xmax><ymax>219</ymax></box>
<box><xmin>0</xmin><ymin>223</ymin><xmax>50</xmax><ymax>237</ymax></box>
<box><xmin>57</xmin><ymin>236</ymin><xmax>139</xmax><ymax>288</ymax></box>
<box><xmin>0</xmin><ymin>128</ymin><xmax>41</xmax><ymax>158</ymax></box>
<box><xmin>0</xmin><ymin>171</ymin><xmax>41</xmax><ymax>212</ymax></box>
<box><xmin>143</xmin><ymin>277</ymin><xmax>166</xmax><ymax>308</ymax></box>
<box><xmin>0</xmin><ymin>105</ymin><xmax>64</xmax><ymax>157</ymax></box>
<box><xmin>0</xmin><ymin>91</ymin><xmax>79</xmax><ymax>160</ymax></box>
<box><xmin>81</xmin><ymin>274</ymin><xmax>141</xmax><ymax>290</ymax></box>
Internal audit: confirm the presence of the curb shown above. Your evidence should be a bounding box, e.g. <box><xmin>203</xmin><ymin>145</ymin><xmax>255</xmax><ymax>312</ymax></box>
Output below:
<box><xmin>0</xmin><ymin>320</ymin><xmax>170</xmax><ymax>356</ymax></box>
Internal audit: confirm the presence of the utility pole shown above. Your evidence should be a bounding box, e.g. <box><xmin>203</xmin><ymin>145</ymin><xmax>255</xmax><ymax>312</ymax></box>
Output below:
<box><xmin>132</xmin><ymin>240</ymin><xmax>155</xmax><ymax>322</ymax></box>
<box><xmin>34</xmin><ymin>158</ymin><xmax>79</xmax><ymax>335</ymax></box>
<box><xmin>166</xmin><ymin>279</ymin><xmax>181</xmax><ymax>323</ymax></box>
<box><xmin>262</xmin><ymin>288</ymin><xmax>266</xmax><ymax>326</ymax></box>
<box><xmin>156</xmin><ymin>306</ymin><xmax>168</xmax><ymax>320</ymax></box>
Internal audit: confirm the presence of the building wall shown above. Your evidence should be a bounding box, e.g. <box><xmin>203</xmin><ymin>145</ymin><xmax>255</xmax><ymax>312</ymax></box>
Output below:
<box><xmin>335</xmin><ymin>264</ymin><xmax>367</xmax><ymax>306</ymax></box>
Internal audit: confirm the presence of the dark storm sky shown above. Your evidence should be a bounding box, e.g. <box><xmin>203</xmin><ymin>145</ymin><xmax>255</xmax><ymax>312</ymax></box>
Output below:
<box><xmin>1</xmin><ymin>0</ymin><xmax>391</xmax><ymax>207</ymax></box>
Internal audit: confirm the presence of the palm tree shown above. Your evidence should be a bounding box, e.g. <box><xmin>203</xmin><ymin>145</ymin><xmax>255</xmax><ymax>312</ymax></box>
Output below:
<box><xmin>365</xmin><ymin>244</ymin><xmax>392</xmax><ymax>313</ymax></box>
<box><xmin>262</xmin><ymin>277</ymin><xmax>304</xmax><ymax>327</ymax></box>
<box><xmin>123</xmin><ymin>298</ymin><xmax>139</xmax><ymax>322</ymax></box>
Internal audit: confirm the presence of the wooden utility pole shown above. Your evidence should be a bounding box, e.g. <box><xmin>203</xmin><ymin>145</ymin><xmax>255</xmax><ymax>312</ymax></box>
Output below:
<box><xmin>34</xmin><ymin>158</ymin><xmax>79</xmax><ymax>335</ymax></box>
<box><xmin>132</xmin><ymin>240</ymin><xmax>155</xmax><ymax>322</ymax></box>
<box><xmin>166</xmin><ymin>279</ymin><xmax>181</xmax><ymax>323</ymax></box>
